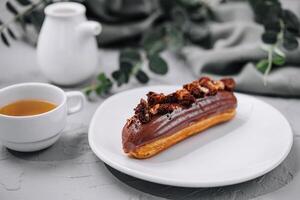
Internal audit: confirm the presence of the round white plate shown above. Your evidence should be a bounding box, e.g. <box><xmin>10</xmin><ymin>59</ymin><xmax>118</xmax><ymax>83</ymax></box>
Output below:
<box><xmin>88</xmin><ymin>86</ymin><xmax>293</xmax><ymax>187</ymax></box>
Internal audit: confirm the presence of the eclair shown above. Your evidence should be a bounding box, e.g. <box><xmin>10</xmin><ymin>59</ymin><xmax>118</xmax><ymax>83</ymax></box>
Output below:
<box><xmin>122</xmin><ymin>77</ymin><xmax>237</xmax><ymax>159</ymax></box>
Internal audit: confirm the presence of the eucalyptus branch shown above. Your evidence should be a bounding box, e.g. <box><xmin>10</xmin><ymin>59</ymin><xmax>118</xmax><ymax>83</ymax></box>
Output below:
<box><xmin>260</xmin><ymin>20</ymin><xmax>285</xmax><ymax>84</ymax></box>
<box><xmin>84</xmin><ymin>73</ymin><xmax>112</xmax><ymax>97</ymax></box>
<box><xmin>250</xmin><ymin>0</ymin><xmax>300</xmax><ymax>82</ymax></box>
<box><xmin>0</xmin><ymin>0</ymin><xmax>46</xmax><ymax>33</ymax></box>
<box><xmin>264</xmin><ymin>45</ymin><xmax>274</xmax><ymax>85</ymax></box>
<box><xmin>0</xmin><ymin>0</ymin><xmax>52</xmax><ymax>46</ymax></box>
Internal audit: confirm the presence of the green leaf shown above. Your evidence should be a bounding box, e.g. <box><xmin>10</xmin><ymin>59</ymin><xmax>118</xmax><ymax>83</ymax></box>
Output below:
<box><xmin>97</xmin><ymin>73</ymin><xmax>107</xmax><ymax>82</ymax></box>
<box><xmin>95</xmin><ymin>85</ymin><xmax>104</xmax><ymax>95</ymax></box>
<box><xmin>25</xmin><ymin>10</ymin><xmax>44</xmax><ymax>32</ymax></box>
<box><xmin>272</xmin><ymin>55</ymin><xmax>285</xmax><ymax>66</ymax></box>
<box><xmin>112</xmin><ymin>70</ymin><xmax>120</xmax><ymax>79</ymax></box>
<box><xmin>112</xmin><ymin>71</ymin><xmax>128</xmax><ymax>86</ymax></box>
<box><xmin>1</xmin><ymin>32</ymin><xmax>10</xmax><ymax>47</ymax></box>
<box><xmin>84</xmin><ymin>88</ymin><xmax>93</xmax><ymax>96</ymax></box>
<box><xmin>262</xmin><ymin>31</ymin><xmax>278</xmax><ymax>44</ymax></box>
<box><xmin>117</xmin><ymin>72</ymin><xmax>128</xmax><ymax>86</ymax></box>
<box><xmin>15</xmin><ymin>0</ymin><xmax>32</xmax><ymax>6</ymax></box>
<box><xmin>147</xmin><ymin>40</ymin><xmax>165</xmax><ymax>57</ymax></box>
<box><xmin>171</xmin><ymin>7</ymin><xmax>186</xmax><ymax>27</ymax></box>
<box><xmin>6</xmin><ymin>1</ymin><xmax>19</xmax><ymax>15</ymax></box>
<box><xmin>149</xmin><ymin>55</ymin><xmax>168</xmax><ymax>75</ymax></box>
<box><xmin>250</xmin><ymin>0</ymin><xmax>281</xmax><ymax>27</ymax></box>
<box><xmin>7</xmin><ymin>27</ymin><xmax>16</xmax><ymax>40</ymax></box>
<box><xmin>264</xmin><ymin>19</ymin><xmax>281</xmax><ymax>33</ymax></box>
<box><xmin>283</xmin><ymin>32</ymin><xmax>298</xmax><ymax>50</ymax></box>
<box><xmin>16</xmin><ymin>17</ymin><xmax>27</xmax><ymax>32</ymax></box>
<box><xmin>142</xmin><ymin>27</ymin><xmax>166</xmax><ymax>56</ymax></box>
<box><xmin>99</xmin><ymin>73</ymin><xmax>112</xmax><ymax>85</ymax></box>
<box><xmin>120</xmin><ymin>49</ymin><xmax>141</xmax><ymax>63</ymax></box>
<box><xmin>112</xmin><ymin>49</ymin><xmax>143</xmax><ymax>87</ymax></box>
<box><xmin>94</xmin><ymin>73</ymin><xmax>113</xmax><ymax>96</ymax></box>
<box><xmin>119</xmin><ymin>49</ymin><xmax>141</xmax><ymax>76</ymax></box>
<box><xmin>283</xmin><ymin>9</ymin><xmax>300</xmax><ymax>35</ymax></box>
<box><xmin>120</xmin><ymin>61</ymin><xmax>133</xmax><ymax>74</ymax></box>
<box><xmin>256</xmin><ymin>59</ymin><xmax>269</xmax><ymax>73</ymax></box>
<box><xmin>165</xmin><ymin>24</ymin><xmax>184</xmax><ymax>51</ymax></box>
<box><xmin>135</xmin><ymin>70</ymin><xmax>149</xmax><ymax>84</ymax></box>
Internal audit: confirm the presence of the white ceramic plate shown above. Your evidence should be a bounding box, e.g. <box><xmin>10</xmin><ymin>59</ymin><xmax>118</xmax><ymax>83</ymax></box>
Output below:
<box><xmin>88</xmin><ymin>86</ymin><xmax>293</xmax><ymax>187</ymax></box>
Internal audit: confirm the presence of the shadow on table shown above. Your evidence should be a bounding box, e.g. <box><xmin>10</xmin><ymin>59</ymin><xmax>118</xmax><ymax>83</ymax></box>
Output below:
<box><xmin>105</xmin><ymin>144</ymin><xmax>297</xmax><ymax>200</ymax></box>
<box><xmin>7</xmin><ymin>124</ymin><xmax>89</xmax><ymax>162</ymax></box>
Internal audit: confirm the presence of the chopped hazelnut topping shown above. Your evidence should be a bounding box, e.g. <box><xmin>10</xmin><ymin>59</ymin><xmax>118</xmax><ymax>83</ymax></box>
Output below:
<box><xmin>199</xmin><ymin>86</ymin><xmax>209</xmax><ymax>94</ymax></box>
<box><xmin>149</xmin><ymin>104</ymin><xmax>160</xmax><ymax>115</ymax></box>
<box><xmin>221</xmin><ymin>78</ymin><xmax>236</xmax><ymax>91</ymax></box>
<box><xmin>134</xmin><ymin>99</ymin><xmax>151</xmax><ymax>123</ymax></box>
<box><xmin>199</xmin><ymin>78</ymin><xmax>217</xmax><ymax>95</ymax></box>
<box><xmin>198</xmin><ymin>77</ymin><xmax>212</xmax><ymax>85</ymax></box>
<box><xmin>184</xmin><ymin>81</ymin><xmax>209</xmax><ymax>98</ymax></box>
<box><xmin>165</xmin><ymin>93</ymin><xmax>177</xmax><ymax>103</ymax></box>
<box><xmin>213</xmin><ymin>80</ymin><xmax>225</xmax><ymax>90</ymax></box>
<box><xmin>131</xmin><ymin>77</ymin><xmax>236</xmax><ymax>124</ymax></box>
<box><xmin>147</xmin><ymin>92</ymin><xmax>166</xmax><ymax>106</ymax></box>
<box><xmin>175</xmin><ymin>89</ymin><xmax>196</xmax><ymax>107</ymax></box>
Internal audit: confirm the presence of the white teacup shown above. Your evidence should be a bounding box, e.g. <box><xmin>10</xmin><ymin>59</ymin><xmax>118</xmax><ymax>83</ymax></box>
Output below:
<box><xmin>0</xmin><ymin>83</ymin><xmax>85</xmax><ymax>152</ymax></box>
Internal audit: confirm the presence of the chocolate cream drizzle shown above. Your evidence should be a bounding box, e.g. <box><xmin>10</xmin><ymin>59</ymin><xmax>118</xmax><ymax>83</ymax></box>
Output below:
<box><xmin>122</xmin><ymin>77</ymin><xmax>237</xmax><ymax>153</ymax></box>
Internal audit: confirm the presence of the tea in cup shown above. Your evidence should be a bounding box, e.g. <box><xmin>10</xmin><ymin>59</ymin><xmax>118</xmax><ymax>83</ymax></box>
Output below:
<box><xmin>0</xmin><ymin>83</ymin><xmax>85</xmax><ymax>152</ymax></box>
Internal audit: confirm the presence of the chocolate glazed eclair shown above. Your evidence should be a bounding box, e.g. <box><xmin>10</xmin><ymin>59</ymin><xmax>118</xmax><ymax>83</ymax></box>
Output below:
<box><xmin>122</xmin><ymin>77</ymin><xmax>237</xmax><ymax>159</ymax></box>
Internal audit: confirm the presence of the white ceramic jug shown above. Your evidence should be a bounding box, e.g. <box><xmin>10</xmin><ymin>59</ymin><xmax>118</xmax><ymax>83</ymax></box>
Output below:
<box><xmin>37</xmin><ymin>2</ymin><xmax>101</xmax><ymax>85</ymax></box>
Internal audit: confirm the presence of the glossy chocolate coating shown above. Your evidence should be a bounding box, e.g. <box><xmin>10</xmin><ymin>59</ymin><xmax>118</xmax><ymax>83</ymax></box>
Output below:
<box><xmin>122</xmin><ymin>91</ymin><xmax>237</xmax><ymax>153</ymax></box>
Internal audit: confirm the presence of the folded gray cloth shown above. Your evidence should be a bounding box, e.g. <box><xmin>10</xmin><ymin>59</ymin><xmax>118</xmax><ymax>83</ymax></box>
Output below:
<box><xmin>84</xmin><ymin>0</ymin><xmax>300</xmax><ymax>97</ymax></box>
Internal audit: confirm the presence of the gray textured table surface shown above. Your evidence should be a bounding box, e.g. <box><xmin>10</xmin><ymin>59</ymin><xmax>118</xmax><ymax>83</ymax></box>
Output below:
<box><xmin>0</xmin><ymin>41</ymin><xmax>300</xmax><ymax>200</ymax></box>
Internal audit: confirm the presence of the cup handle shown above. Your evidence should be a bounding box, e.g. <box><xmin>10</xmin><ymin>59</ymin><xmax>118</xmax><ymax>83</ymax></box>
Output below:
<box><xmin>66</xmin><ymin>91</ymin><xmax>85</xmax><ymax>115</ymax></box>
